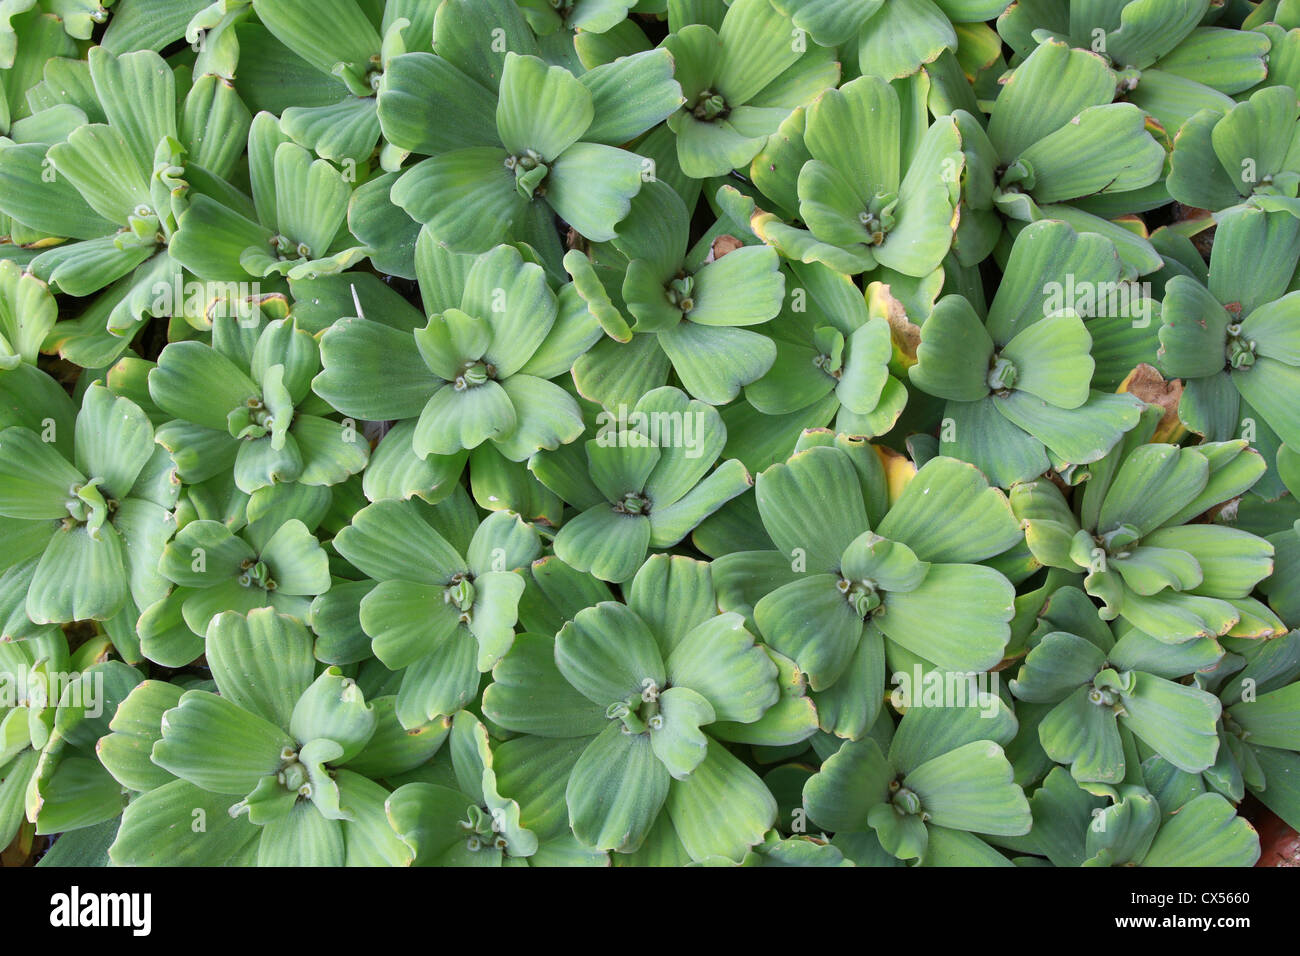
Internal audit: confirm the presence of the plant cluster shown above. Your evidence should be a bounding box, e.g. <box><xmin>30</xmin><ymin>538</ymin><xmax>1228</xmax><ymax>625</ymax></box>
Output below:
<box><xmin>2</xmin><ymin>0</ymin><xmax>1300</xmax><ymax>868</ymax></box>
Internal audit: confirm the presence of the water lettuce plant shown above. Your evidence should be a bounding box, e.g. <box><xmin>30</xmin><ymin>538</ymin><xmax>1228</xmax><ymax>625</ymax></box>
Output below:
<box><xmin>2</xmin><ymin>0</ymin><xmax>1297</xmax><ymax>871</ymax></box>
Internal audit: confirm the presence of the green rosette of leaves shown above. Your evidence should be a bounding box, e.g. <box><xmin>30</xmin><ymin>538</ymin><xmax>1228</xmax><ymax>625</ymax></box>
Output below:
<box><xmin>1157</xmin><ymin>204</ymin><xmax>1300</xmax><ymax>456</ymax></box>
<box><xmin>24</xmin><ymin>655</ymin><xmax>143</xmax><ymax>839</ymax></box>
<box><xmin>149</xmin><ymin>313</ymin><xmax>367</xmax><ymax>495</ymax></box>
<box><xmin>376</xmin><ymin>0</ymin><xmax>681</xmax><ymax>254</ymax></box>
<box><xmin>0</xmin><ymin>382</ymin><xmax>176</xmax><ymax>633</ymax></box>
<box><xmin>333</xmin><ymin>491</ymin><xmax>540</xmax><ymax>729</ymax></box>
<box><xmin>955</xmin><ymin>39</ymin><xmax>1166</xmax><ymax>276</ymax></box>
<box><xmin>1167</xmin><ymin>85</ymin><xmax>1300</xmax><ymax>217</ymax></box>
<box><xmin>910</xmin><ymin>221</ymin><xmax>1147</xmax><ymax>488</ymax></box>
<box><xmin>661</xmin><ymin>0</ymin><xmax>838</xmax><ymax>180</ymax></box>
<box><xmin>246</xmin><ymin>0</ymin><xmax>435</xmax><ymax>165</ymax></box>
<box><xmin>772</xmin><ymin>0</ymin><xmax>1011</xmax><ymax>82</ymax></box>
<box><xmin>315</xmin><ymin>240</ymin><xmax>593</xmax><ymax>471</ymax></box>
<box><xmin>1025</xmin><ymin>770</ymin><xmax>1259</xmax><ymax>867</ymax></box>
<box><xmin>711</xmin><ymin>430</ymin><xmax>1023</xmax><ymax>741</ymax></box>
<box><xmin>0</xmin><ymin>633</ymin><xmax>141</xmax><ymax>845</ymax></box>
<box><xmin>110</xmin><ymin>609</ymin><xmax>412</xmax><ymax>866</ymax></box>
<box><xmin>742</xmin><ymin>257</ymin><xmax>907</xmax><ymax>445</ymax></box>
<box><xmin>746</xmin><ymin>72</ymin><xmax>964</xmax><ymax>278</ymax></box>
<box><xmin>1162</xmin><ymin>629</ymin><xmax>1300</xmax><ymax>835</ymax></box>
<box><xmin>532</xmin><ymin>386</ymin><xmax>752</xmax><ymax>583</ymax></box>
<box><xmin>1010</xmin><ymin>588</ymin><xmax>1224</xmax><ymax>786</ymax></box>
<box><xmin>386</xmin><ymin>711</ymin><xmax>607</xmax><ymax>866</ymax></box>
<box><xmin>570</xmin><ymin>179</ymin><xmax>784</xmax><ymax>407</ymax></box>
<box><xmin>1012</xmin><ymin>408</ymin><xmax>1282</xmax><ymax>643</ymax></box>
<box><xmin>0</xmin><ymin>46</ymin><xmax>252</xmax><ymax>361</ymax></box>
<box><xmin>483</xmin><ymin>554</ymin><xmax>783</xmax><ymax>862</ymax></box>
<box><xmin>804</xmin><ymin>692</ymin><xmax>1031</xmax><ymax>864</ymax></box>
<box><xmin>168</xmin><ymin>112</ymin><xmax>369</xmax><ymax>284</ymax></box>
<box><xmin>998</xmin><ymin>0</ymin><xmax>1270</xmax><ymax>136</ymax></box>
<box><xmin>138</xmin><ymin>478</ymin><xmax>332</xmax><ymax>668</ymax></box>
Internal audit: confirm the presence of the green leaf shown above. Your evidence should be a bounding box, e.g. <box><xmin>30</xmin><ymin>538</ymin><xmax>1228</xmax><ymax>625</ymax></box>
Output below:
<box><xmin>1098</xmin><ymin>445</ymin><xmax>1208</xmax><ymax>537</ymax></box>
<box><xmin>1121</xmin><ymin>672</ymin><xmax>1221</xmax><ymax>774</ymax></box>
<box><xmin>1038</xmin><ymin>685</ymin><xmax>1125</xmax><ymax>783</ymax></box>
<box><xmin>803</xmin><ymin>737</ymin><xmax>892</xmax><ymax>832</ymax></box>
<box><xmin>1140</xmin><ymin>793</ymin><xmax>1259</xmax><ymax>866</ymax></box>
<box><xmin>770</xmin><ymin>0</ymin><xmax>878</xmax><ymax>46</ymax></box>
<box><xmin>909</xmin><ymin>295</ymin><xmax>994</xmax><ymax>402</ymax></box>
<box><xmin>1000</xmin><ymin>312</ymin><xmax>1093</xmax><ymax>409</ymax></box>
<box><xmin>109</xmin><ymin>779</ymin><xmax>260</xmax><ymax>866</ymax></box>
<box><xmin>556</xmin><ymin>602</ymin><xmax>665</xmax><ymax>706</ymax></box>
<box><xmin>28</xmin><ymin>523</ymin><xmax>128</xmax><ymax>625</ymax></box>
<box><xmin>1016</xmin><ymin>104</ymin><xmax>1164</xmax><ymax>204</ymax></box>
<box><xmin>258</xmin><ymin>801</ymin><xmax>345</xmax><ymax>866</ymax></box>
<box><xmin>1234</xmin><ymin>358</ymin><xmax>1300</xmax><ymax>450</ymax></box>
<box><xmin>869</xmin><ymin>801</ymin><xmax>929</xmax><ymax>860</ymax></box>
<box><xmin>566</xmin><ymin>723</ymin><xmax>669</xmax><ymax>853</ymax></box>
<box><xmin>667</xmin><ymin>612</ymin><xmax>778</xmax><ymax>723</ymax></box>
<box><xmin>658</xmin><ymin>322</ymin><xmax>777</xmax><ymax>406</ymax></box>
<box><xmin>96</xmin><ymin>678</ymin><xmax>184</xmax><ymax>793</ymax></box>
<box><xmin>877</xmin><ymin>564</ymin><xmax>1013</xmax><ymax>673</ymax></box>
<box><xmin>48</xmin><ymin>122</ymin><xmax>151</xmax><ymax>225</ymax></box>
<box><xmin>150</xmin><ymin>341</ymin><xmax>260</xmax><ymax>432</ymax></box>
<box><xmin>258</xmin><ymin>519</ymin><xmax>330</xmax><ymax>595</ymax></box>
<box><xmin>876</xmin><ymin>456</ymin><xmax>1022</xmax><ymax>563</ymax></box>
<box><xmin>627</xmin><ymin>554</ymin><xmax>717</xmax><ymax>656</ymax></box>
<box><xmin>377</xmin><ymin>52</ymin><xmax>500</xmax><ymax>155</ymax></box>
<box><xmin>545</xmin><ymin>142</ymin><xmax>644</xmax><ymax>243</ymax></box>
<box><xmin>152</xmin><ymin>690</ymin><xmax>294</xmax><ymax>795</ymax></box>
<box><xmin>484</xmin><ymin>633</ymin><xmax>608</xmax><ymax>738</ymax></box>
<box><xmin>553</xmin><ymin>503</ymin><xmax>651</xmax><ymax>584</ymax></box>
<box><xmin>754</xmin><ymin>575</ymin><xmax>863</xmax><ymax>692</ymax></box>
<box><xmin>496</xmin><ymin>52</ymin><xmax>593</xmax><ymax>160</ymax></box>
<box><xmin>392</xmin><ymin>149</ymin><xmax>524</xmax><ymax>252</ymax></box>
<box><xmin>987</xmin><ymin>39</ymin><xmax>1115</xmax><ymax>164</ymax></box>
<box><xmin>1157</xmin><ymin>275</ymin><xmax>1232</xmax><ymax>379</ymax></box>
<box><xmin>413</xmin><ymin>381</ymin><xmax>517</xmax><ymax>458</ymax></box>
<box><xmin>1010</xmin><ymin>631</ymin><xmax>1105</xmax><ymax>703</ymax></box>
<box><xmin>0</xmin><ymin>426</ymin><xmax>86</xmax><ymax>519</ymax></box>
<box><xmin>290</xmin><ymin>668</ymin><xmax>376</xmax><ymax>762</ymax></box>
<box><xmin>649</xmin><ymin>685</ymin><xmax>714</xmax><ymax>779</ymax></box>
<box><xmin>856</xmin><ymin>0</ymin><xmax>956</xmax><ymax>80</ymax></box>
<box><xmin>251</xmin><ymin>0</ymin><xmax>380</xmax><ymax>76</ymax></box>
<box><xmin>0</xmin><ymin>143</ymin><xmax>116</xmax><ymax>239</ymax></box>
<box><xmin>905</xmin><ymin>740</ymin><xmax>1031</xmax><ymax>835</ymax></box>
<box><xmin>1143</xmin><ymin>525</ymin><xmax>1273</xmax><ymax>598</ymax></box>
<box><xmin>394</xmin><ymin>631</ymin><xmax>480</xmax><ymax>727</ymax></box>
<box><xmin>433</xmin><ymin>0</ymin><xmax>538</xmax><ymax>92</ymax></box>
<box><xmin>756</xmin><ymin>445</ymin><xmax>870</xmax><ymax>571</ymax></box>
<box><xmin>0</xmin><ymin>260</ymin><xmax>55</xmax><ymax>365</ymax></box>
<box><xmin>206</xmin><ymin>608</ymin><xmax>316</xmax><ymax>731</ymax></box>
<box><xmin>580</xmin><ymin>49</ymin><xmax>684</xmax><ymax>146</ymax></box>
<box><xmin>666</xmin><ymin>738</ymin><xmax>776</xmax><ymax>862</ymax></box>
<box><xmin>1231</xmin><ymin>683</ymin><xmax>1300</xmax><ymax>750</ymax></box>
<box><xmin>996</xmin><ymin>390</ymin><xmax>1143</xmax><ymax>467</ymax></box>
